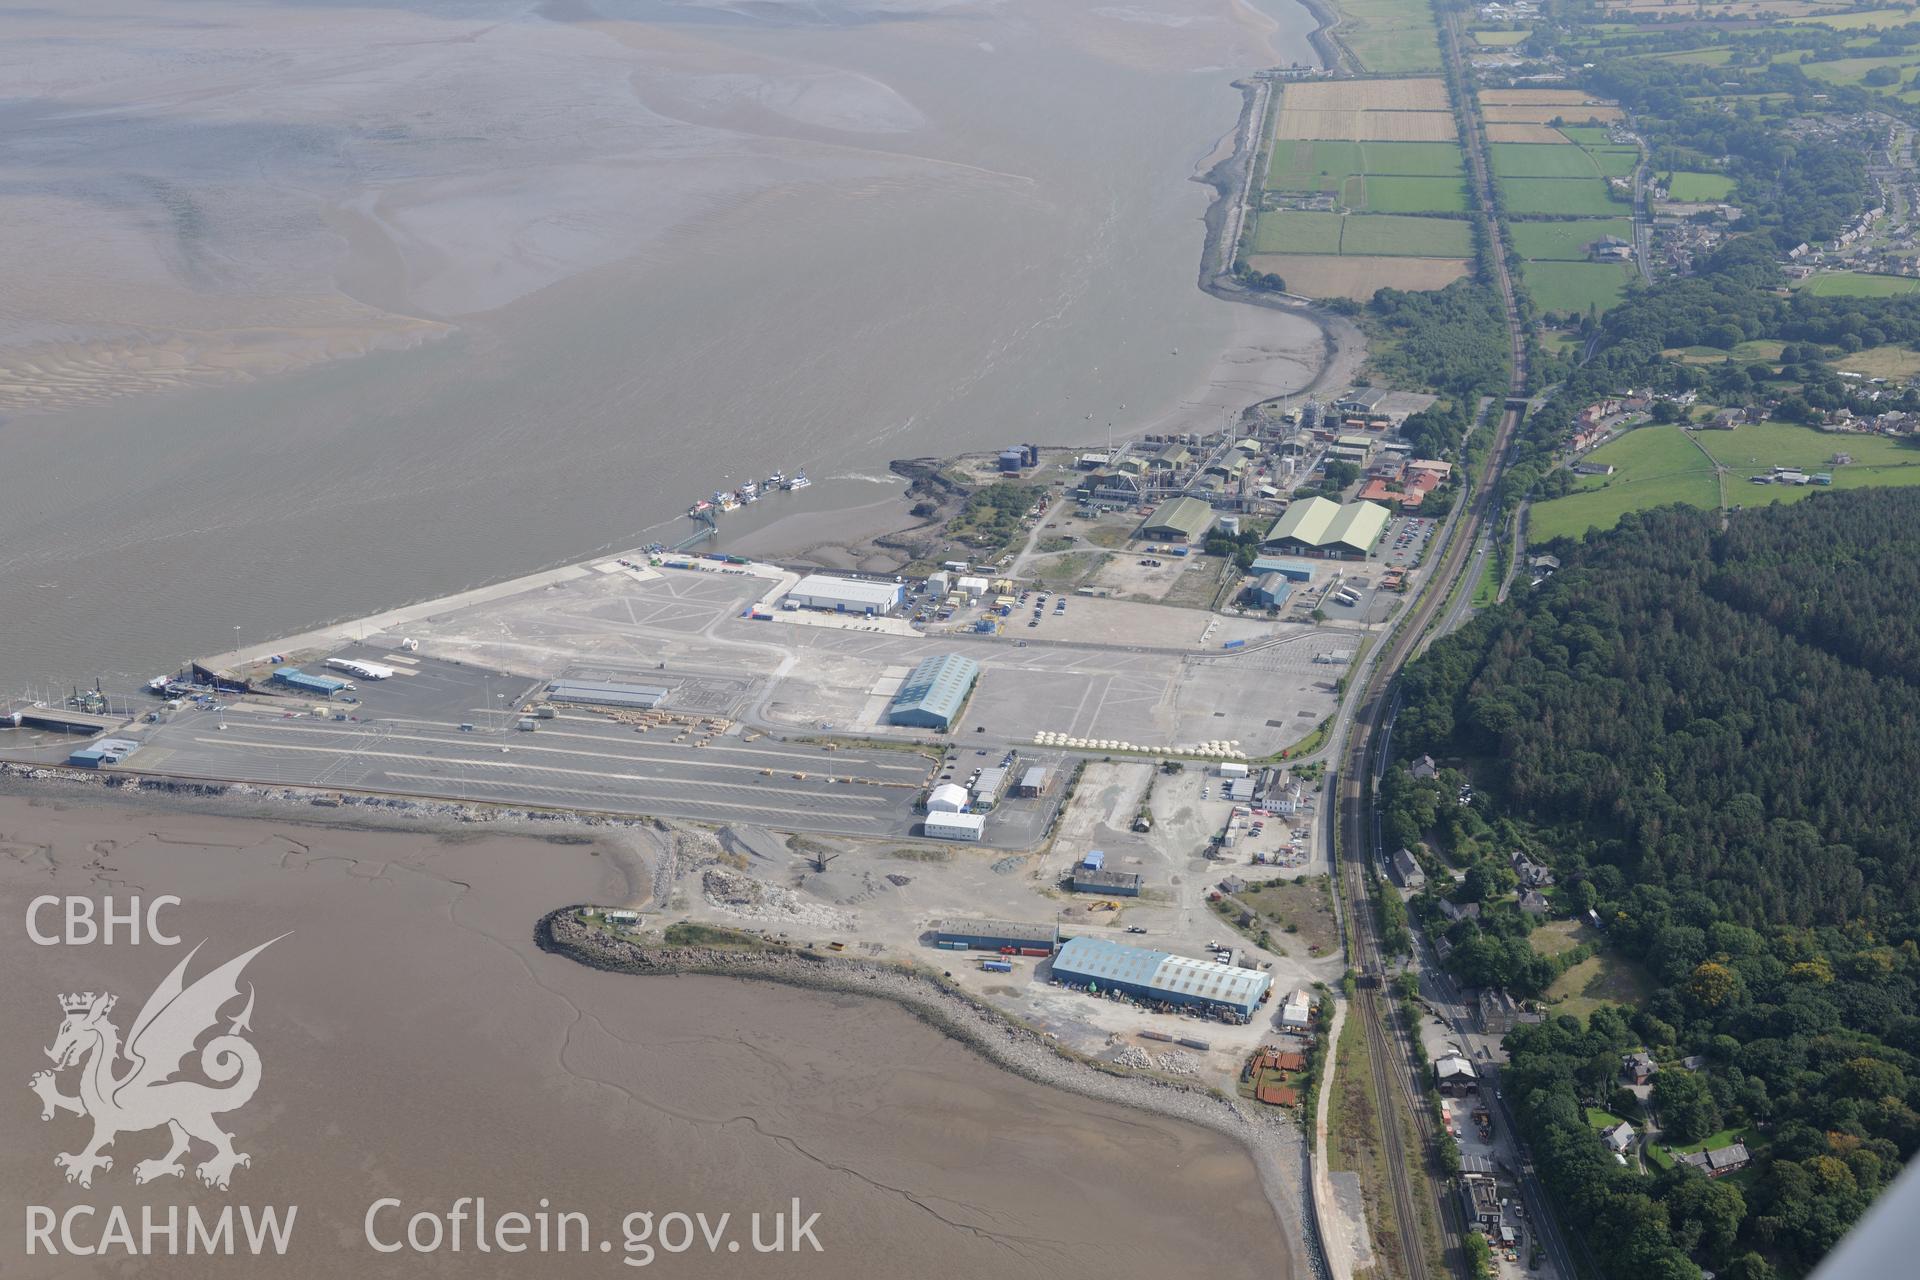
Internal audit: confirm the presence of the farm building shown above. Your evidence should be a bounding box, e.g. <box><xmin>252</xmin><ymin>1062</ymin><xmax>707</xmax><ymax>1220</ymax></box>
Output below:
<box><xmin>926</xmin><ymin>782</ymin><xmax>970</xmax><ymax>813</ymax></box>
<box><xmin>1262</xmin><ymin>497</ymin><xmax>1391</xmax><ymax>560</ymax></box>
<box><xmin>1069</xmin><ymin>866</ymin><xmax>1143</xmax><ymax>897</ymax></box>
<box><xmin>1250</xmin><ymin>574</ymin><xmax>1294</xmax><ymax>609</ymax></box>
<box><xmin>928</xmin><ymin>918</ymin><xmax>1059</xmax><ymax>953</ymax></box>
<box><xmin>887</xmin><ymin>653</ymin><xmax>980</xmax><ymax>730</ymax></box>
<box><xmin>922</xmin><ymin>811</ymin><xmax>985</xmax><ymax>842</ymax></box>
<box><xmin>1140</xmin><ymin>496</ymin><xmax>1213</xmax><ymax>542</ymax></box>
<box><xmin>545</xmin><ymin>678</ymin><xmax>668</xmax><ymax>709</ymax></box>
<box><xmin>785</xmin><ymin>574</ymin><xmax>904</xmax><ymax>616</ymax></box>
<box><xmin>269</xmin><ymin>667</ymin><xmax>350</xmax><ymax>696</ymax></box>
<box><xmin>1051</xmin><ymin>936</ymin><xmax>1273</xmax><ymax>1019</ymax></box>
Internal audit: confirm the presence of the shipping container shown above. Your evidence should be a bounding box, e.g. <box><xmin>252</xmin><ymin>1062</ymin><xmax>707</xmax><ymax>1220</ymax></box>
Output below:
<box><xmin>1019</xmin><ymin>947</ymin><xmax>1052</xmax><ymax>957</ymax></box>
<box><xmin>935</xmin><ymin>940</ymin><xmax>967</xmax><ymax>951</ymax></box>
<box><xmin>1222</xmin><ymin>638</ymin><xmax>1246</xmax><ymax>649</ymax></box>
<box><xmin>981</xmin><ymin>960</ymin><xmax>1013</xmax><ymax>973</ymax></box>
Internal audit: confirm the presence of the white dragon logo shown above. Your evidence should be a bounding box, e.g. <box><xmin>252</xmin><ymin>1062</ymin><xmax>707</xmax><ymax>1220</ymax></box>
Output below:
<box><xmin>29</xmin><ymin>936</ymin><xmax>284</xmax><ymax>1191</ymax></box>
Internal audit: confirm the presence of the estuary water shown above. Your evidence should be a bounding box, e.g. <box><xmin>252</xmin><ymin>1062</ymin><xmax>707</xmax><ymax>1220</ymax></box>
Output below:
<box><xmin>0</xmin><ymin>0</ymin><xmax>1321</xmax><ymax>688</ymax></box>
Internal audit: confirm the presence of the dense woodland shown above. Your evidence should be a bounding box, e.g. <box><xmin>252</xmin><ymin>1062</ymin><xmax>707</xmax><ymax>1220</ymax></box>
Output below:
<box><xmin>1394</xmin><ymin>494</ymin><xmax>1920</xmax><ymax>1278</ymax></box>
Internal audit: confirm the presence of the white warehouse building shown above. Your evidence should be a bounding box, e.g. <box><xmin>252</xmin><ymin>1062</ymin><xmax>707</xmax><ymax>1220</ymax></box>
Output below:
<box><xmin>926</xmin><ymin>782</ymin><xmax>970</xmax><ymax>813</ymax></box>
<box><xmin>785</xmin><ymin>574</ymin><xmax>904</xmax><ymax>616</ymax></box>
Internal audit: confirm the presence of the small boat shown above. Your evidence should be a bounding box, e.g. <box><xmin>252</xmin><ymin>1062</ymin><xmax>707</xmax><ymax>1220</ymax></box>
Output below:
<box><xmin>785</xmin><ymin>471</ymin><xmax>811</xmax><ymax>490</ymax></box>
<box><xmin>740</xmin><ymin>480</ymin><xmax>757</xmax><ymax>498</ymax></box>
<box><xmin>765</xmin><ymin>470</ymin><xmax>785</xmax><ymax>488</ymax></box>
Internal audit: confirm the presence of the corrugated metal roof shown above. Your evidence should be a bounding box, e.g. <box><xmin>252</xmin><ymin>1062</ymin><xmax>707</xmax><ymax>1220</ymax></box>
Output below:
<box><xmin>1266</xmin><ymin>497</ymin><xmax>1390</xmax><ymax>554</ymax></box>
<box><xmin>1142</xmin><ymin>496</ymin><xmax>1212</xmax><ymax>539</ymax></box>
<box><xmin>790</xmin><ymin>574</ymin><xmax>903</xmax><ymax>608</ymax></box>
<box><xmin>1051</xmin><ymin>936</ymin><xmax>1271</xmax><ymax>1008</ymax></box>
<box><xmin>547</xmin><ymin>679</ymin><xmax>669</xmax><ymax>708</ymax></box>
<box><xmin>930</xmin><ymin>918</ymin><xmax>1057</xmax><ymax>945</ymax></box>
<box><xmin>888</xmin><ymin>653</ymin><xmax>980</xmax><ymax>726</ymax></box>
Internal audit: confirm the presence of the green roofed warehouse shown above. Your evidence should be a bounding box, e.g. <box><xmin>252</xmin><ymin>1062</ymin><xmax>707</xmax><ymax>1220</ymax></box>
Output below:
<box><xmin>1262</xmin><ymin>496</ymin><xmax>1390</xmax><ymax>560</ymax></box>
<box><xmin>1140</xmin><ymin>496</ymin><xmax>1213</xmax><ymax>542</ymax></box>
<box><xmin>887</xmin><ymin>653</ymin><xmax>980</xmax><ymax>730</ymax></box>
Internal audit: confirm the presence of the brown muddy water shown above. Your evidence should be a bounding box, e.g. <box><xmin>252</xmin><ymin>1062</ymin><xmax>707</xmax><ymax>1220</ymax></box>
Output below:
<box><xmin>0</xmin><ymin>795</ymin><xmax>1297</xmax><ymax>1276</ymax></box>
<box><xmin>0</xmin><ymin>0</ymin><xmax>1323</xmax><ymax>690</ymax></box>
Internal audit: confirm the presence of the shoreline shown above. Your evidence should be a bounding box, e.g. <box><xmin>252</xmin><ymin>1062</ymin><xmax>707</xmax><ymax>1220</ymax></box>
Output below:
<box><xmin>539</xmin><ymin>909</ymin><xmax>1328</xmax><ymax>1280</ymax></box>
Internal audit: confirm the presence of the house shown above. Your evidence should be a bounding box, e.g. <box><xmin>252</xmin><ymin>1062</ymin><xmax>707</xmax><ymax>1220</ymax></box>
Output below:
<box><xmin>1679</xmin><ymin>1142</ymin><xmax>1751</xmax><ymax>1177</ymax></box>
<box><xmin>1409</xmin><ymin>754</ymin><xmax>1438</xmax><ymax>781</ymax></box>
<box><xmin>1603</xmin><ymin>1121</ymin><xmax>1637</xmax><ymax>1154</ymax></box>
<box><xmin>1439</xmin><ymin>899</ymin><xmax>1482</xmax><ymax>923</ymax></box>
<box><xmin>1518</xmin><ymin>889</ymin><xmax>1551</xmax><ymax>917</ymax></box>
<box><xmin>1623</xmin><ymin>1052</ymin><xmax>1658</xmax><ymax>1085</ymax></box>
<box><xmin>1511</xmin><ymin>851</ymin><xmax>1555</xmax><ymax>888</ymax></box>
<box><xmin>1479</xmin><ymin>988</ymin><xmax>1538</xmax><ymax>1035</ymax></box>
<box><xmin>1390</xmin><ymin>847</ymin><xmax>1426</xmax><ymax>890</ymax></box>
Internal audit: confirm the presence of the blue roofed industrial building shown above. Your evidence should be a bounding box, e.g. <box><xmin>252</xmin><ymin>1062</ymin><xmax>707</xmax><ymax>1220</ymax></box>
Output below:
<box><xmin>886</xmin><ymin>653</ymin><xmax>980</xmax><ymax>731</ymax></box>
<box><xmin>269</xmin><ymin>667</ymin><xmax>351</xmax><ymax>696</ymax></box>
<box><xmin>1250</xmin><ymin>573</ymin><xmax>1294</xmax><ymax>610</ymax></box>
<box><xmin>1049</xmin><ymin>936</ymin><xmax>1273</xmax><ymax>1019</ymax></box>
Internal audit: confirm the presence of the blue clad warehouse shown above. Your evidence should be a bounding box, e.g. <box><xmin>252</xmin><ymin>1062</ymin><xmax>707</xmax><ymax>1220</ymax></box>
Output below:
<box><xmin>887</xmin><ymin>653</ymin><xmax>980</xmax><ymax>730</ymax></box>
<box><xmin>1050</xmin><ymin>936</ymin><xmax>1272</xmax><ymax>1019</ymax></box>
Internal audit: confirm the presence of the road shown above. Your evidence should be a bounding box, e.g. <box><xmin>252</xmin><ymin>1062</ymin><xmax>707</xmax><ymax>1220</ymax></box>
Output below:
<box><xmin>1317</xmin><ymin>11</ymin><xmax>1538</xmax><ymax>1278</ymax></box>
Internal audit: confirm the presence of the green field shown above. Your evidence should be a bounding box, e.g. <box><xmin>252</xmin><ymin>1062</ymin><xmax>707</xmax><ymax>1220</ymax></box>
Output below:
<box><xmin>1492</xmin><ymin>143</ymin><xmax>1605</xmax><ymax>178</ymax></box>
<box><xmin>1253</xmin><ymin>210</ymin><xmax>1344</xmax><ymax>255</ymax></box>
<box><xmin>1788</xmin><ymin>7</ymin><xmax>1920</xmax><ymax>27</ymax></box>
<box><xmin>1509</xmin><ymin>218</ymin><xmax>1634</xmax><ymax>261</ymax></box>
<box><xmin>1338</xmin><ymin>0</ymin><xmax>1445</xmax><ymax>73</ymax></box>
<box><xmin>1527</xmin><ymin>425</ymin><xmax>1720</xmax><ymax>541</ymax></box>
<box><xmin>1829</xmin><ymin>344</ymin><xmax>1920</xmax><ymax>379</ymax></box>
<box><xmin>1547</xmin><ymin>947</ymin><xmax>1652</xmax><ymax>1019</ymax></box>
<box><xmin>1665</xmin><ymin>170</ymin><xmax>1734</xmax><ymax>201</ymax></box>
<box><xmin>1797</xmin><ymin>52</ymin><xmax>1920</xmax><ymax>91</ymax></box>
<box><xmin>1555</xmin><ymin>125</ymin><xmax>1617</xmax><ymax>145</ymax></box>
<box><xmin>1359</xmin><ymin>175</ymin><xmax>1470</xmax><ymax>213</ymax></box>
<box><xmin>1665</xmin><ymin>338</ymin><xmax>1786</xmax><ymax>365</ymax></box>
<box><xmin>1523</xmin><ymin>260</ymin><xmax>1636</xmax><ymax>315</ymax></box>
<box><xmin>1339</xmin><ymin>214</ymin><xmax>1474</xmax><ymax>256</ymax></box>
<box><xmin>1800</xmin><ymin>271</ymin><xmax>1920</xmax><ymax>297</ymax></box>
<box><xmin>1708</xmin><ymin>421</ymin><xmax>1920</xmax><ymax>490</ymax></box>
<box><xmin>1592</xmin><ymin>148</ymin><xmax>1641</xmax><ymax>178</ymax></box>
<box><xmin>1473</xmin><ymin>28</ymin><xmax>1532</xmax><ymax>45</ymax></box>
<box><xmin>1531</xmin><ymin>422</ymin><xmax>1920</xmax><ymax>540</ymax></box>
<box><xmin>1269</xmin><ymin>140</ymin><xmax>1465</xmax><ymax>188</ymax></box>
<box><xmin>1501</xmin><ymin>177</ymin><xmax>1629</xmax><ymax>215</ymax></box>
<box><xmin>1254</xmin><ymin>210</ymin><xmax>1472</xmax><ymax>257</ymax></box>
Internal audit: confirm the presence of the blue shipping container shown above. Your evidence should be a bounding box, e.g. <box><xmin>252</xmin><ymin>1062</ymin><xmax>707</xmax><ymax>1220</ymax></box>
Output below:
<box><xmin>981</xmin><ymin>960</ymin><xmax>1013</xmax><ymax>973</ymax></box>
<box><xmin>1223</xmin><ymin>639</ymin><xmax>1246</xmax><ymax>649</ymax></box>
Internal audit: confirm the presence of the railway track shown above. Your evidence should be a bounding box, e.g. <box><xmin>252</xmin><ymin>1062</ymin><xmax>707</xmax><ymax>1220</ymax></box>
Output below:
<box><xmin>1326</xmin><ymin>10</ymin><xmax>1533</xmax><ymax>1279</ymax></box>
